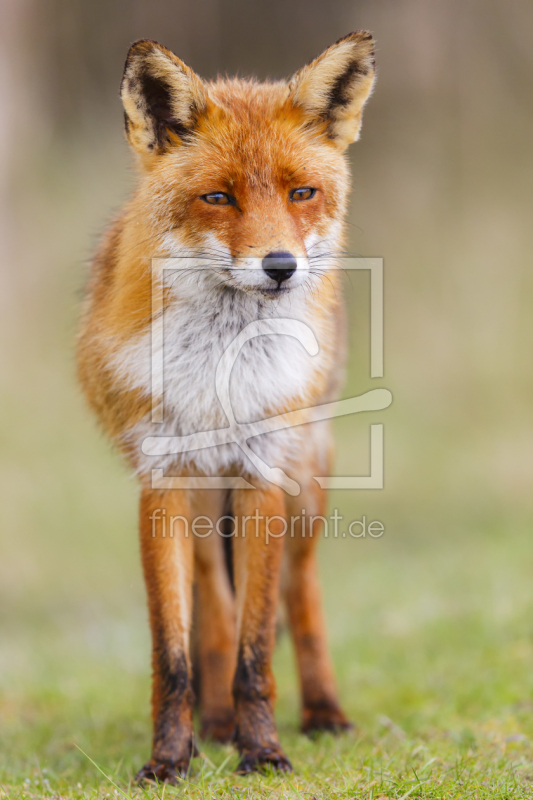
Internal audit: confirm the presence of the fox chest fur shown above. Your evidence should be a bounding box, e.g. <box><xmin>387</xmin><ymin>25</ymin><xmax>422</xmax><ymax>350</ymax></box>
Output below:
<box><xmin>107</xmin><ymin>263</ymin><xmax>343</xmax><ymax>481</ymax></box>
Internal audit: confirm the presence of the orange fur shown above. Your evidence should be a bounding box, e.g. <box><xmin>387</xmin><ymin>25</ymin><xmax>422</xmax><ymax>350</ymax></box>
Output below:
<box><xmin>77</xmin><ymin>31</ymin><xmax>375</xmax><ymax>781</ymax></box>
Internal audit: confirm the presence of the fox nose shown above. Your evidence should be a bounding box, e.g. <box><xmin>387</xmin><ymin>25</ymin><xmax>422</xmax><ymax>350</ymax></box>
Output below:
<box><xmin>262</xmin><ymin>251</ymin><xmax>297</xmax><ymax>285</ymax></box>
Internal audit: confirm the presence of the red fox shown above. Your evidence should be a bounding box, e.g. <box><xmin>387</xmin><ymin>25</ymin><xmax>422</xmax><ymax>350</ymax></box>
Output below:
<box><xmin>77</xmin><ymin>32</ymin><xmax>375</xmax><ymax>782</ymax></box>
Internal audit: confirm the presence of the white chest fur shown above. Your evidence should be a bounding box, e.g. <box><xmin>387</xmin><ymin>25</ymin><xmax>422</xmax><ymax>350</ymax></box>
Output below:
<box><xmin>111</xmin><ymin>279</ymin><xmax>333</xmax><ymax>480</ymax></box>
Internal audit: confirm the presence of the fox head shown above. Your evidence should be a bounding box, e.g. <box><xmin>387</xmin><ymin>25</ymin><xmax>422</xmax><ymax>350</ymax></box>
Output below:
<box><xmin>120</xmin><ymin>33</ymin><xmax>375</xmax><ymax>297</ymax></box>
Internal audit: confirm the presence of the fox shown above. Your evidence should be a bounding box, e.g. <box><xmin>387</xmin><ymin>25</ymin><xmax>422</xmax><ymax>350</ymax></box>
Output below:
<box><xmin>77</xmin><ymin>32</ymin><xmax>375</xmax><ymax>782</ymax></box>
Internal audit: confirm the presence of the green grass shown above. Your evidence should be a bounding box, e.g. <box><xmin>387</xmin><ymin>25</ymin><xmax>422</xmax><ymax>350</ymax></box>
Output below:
<box><xmin>4</xmin><ymin>524</ymin><xmax>533</xmax><ymax>800</ymax></box>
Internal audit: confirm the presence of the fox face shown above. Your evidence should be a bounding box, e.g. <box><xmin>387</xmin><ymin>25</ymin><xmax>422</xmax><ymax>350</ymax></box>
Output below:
<box><xmin>121</xmin><ymin>34</ymin><xmax>375</xmax><ymax>297</ymax></box>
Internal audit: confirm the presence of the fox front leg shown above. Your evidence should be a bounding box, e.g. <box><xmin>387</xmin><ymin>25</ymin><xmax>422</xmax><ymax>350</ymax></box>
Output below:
<box><xmin>231</xmin><ymin>486</ymin><xmax>292</xmax><ymax>774</ymax></box>
<box><xmin>136</xmin><ymin>488</ymin><xmax>196</xmax><ymax>784</ymax></box>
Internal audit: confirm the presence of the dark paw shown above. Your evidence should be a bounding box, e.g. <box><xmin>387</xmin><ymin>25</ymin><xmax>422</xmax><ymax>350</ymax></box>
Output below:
<box><xmin>201</xmin><ymin>710</ymin><xmax>235</xmax><ymax>743</ymax></box>
<box><xmin>135</xmin><ymin>759</ymin><xmax>190</xmax><ymax>785</ymax></box>
<box><xmin>236</xmin><ymin>746</ymin><xmax>293</xmax><ymax>775</ymax></box>
<box><xmin>302</xmin><ymin>704</ymin><xmax>354</xmax><ymax>736</ymax></box>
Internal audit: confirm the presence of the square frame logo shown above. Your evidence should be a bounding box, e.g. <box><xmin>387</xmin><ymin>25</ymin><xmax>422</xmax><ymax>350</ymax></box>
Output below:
<box><xmin>142</xmin><ymin>258</ymin><xmax>392</xmax><ymax>495</ymax></box>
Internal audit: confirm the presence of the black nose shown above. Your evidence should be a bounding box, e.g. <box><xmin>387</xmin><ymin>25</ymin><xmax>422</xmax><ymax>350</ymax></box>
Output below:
<box><xmin>262</xmin><ymin>251</ymin><xmax>297</xmax><ymax>285</ymax></box>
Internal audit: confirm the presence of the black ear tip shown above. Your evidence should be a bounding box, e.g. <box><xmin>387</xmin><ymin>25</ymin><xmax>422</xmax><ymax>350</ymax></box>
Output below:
<box><xmin>128</xmin><ymin>38</ymin><xmax>163</xmax><ymax>52</ymax></box>
<box><xmin>334</xmin><ymin>30</ymin><xmax>375</xmax><ymax>51</ymax></box>
<box><xmin>345</xmin><ymin>30</ymin><xmax>374</xmax><ymax>42</ymax></box>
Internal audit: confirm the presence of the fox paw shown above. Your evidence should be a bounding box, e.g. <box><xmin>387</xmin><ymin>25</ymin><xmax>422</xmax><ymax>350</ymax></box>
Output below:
<box><xmin>302</xmin><ymin>704</ymin><xmax>353</xmax><ymax>736</ymax></box>
<box><xmin>135</xmin><ymin>759</ymin><xmax>190</xmax><ymax>785</ymax></box>
<box><xmin>236</xmin><ymin>746</ymin><xmax>293</xmax><ymax>774</ymax></box>
<box><xmin>200</xmin><ymin>710</ymin><xmax>235</xmax><ymax>743</ymax></box>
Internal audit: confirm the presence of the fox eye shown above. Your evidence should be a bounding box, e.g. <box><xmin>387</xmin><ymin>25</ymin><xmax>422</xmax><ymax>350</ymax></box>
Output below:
<box><xmin>201</xmin><ymin>192</ymin><xmax>235</xmax><ymax>206</ymax></box>
<box><xmin>290</xmin><ymin>187</ymin><xmax>316</xmax><ymax>202</ymax></box>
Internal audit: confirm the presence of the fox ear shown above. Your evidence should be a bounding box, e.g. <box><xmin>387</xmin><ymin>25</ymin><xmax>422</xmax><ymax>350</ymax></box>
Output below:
<box><xmin>121</xmin><ymin>39</ymin><xmax>208</xmax><ymax>158</ymax></box>
<box><xmin>289</xmin><ymin>31</ymin><xmax>375</xmax><ymax>150</ymax></box>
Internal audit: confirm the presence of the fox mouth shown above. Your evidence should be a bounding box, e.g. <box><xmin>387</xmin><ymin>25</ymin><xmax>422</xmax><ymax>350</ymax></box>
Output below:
<box><xmin>225</xmin><ymin>278</ymin><xmax>294</xmax><ymax>299</ymax></box>
<box><xmin>261</xmin><ymin>284</ymin><xmax>293</xmax><ymax>297</ymax></box>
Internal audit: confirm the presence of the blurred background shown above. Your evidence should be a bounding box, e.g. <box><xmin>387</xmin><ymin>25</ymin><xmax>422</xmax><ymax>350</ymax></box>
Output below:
<box><xmin>1</xmin><ymin>0</ymin><xmax>533</xmax><ymax>785</ymax></box>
